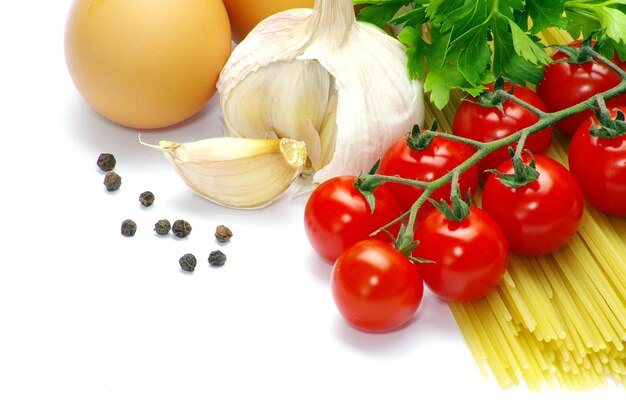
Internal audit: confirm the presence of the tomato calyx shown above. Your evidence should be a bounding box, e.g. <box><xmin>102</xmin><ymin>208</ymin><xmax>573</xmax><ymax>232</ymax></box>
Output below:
<box><xmin>406</xmin><ymin>121</ymin><xmax>437</xmax><ymax>151</ymax></box>
<box><xmin>486</xmin><ymin>145</ymin><xmax>540</xmax><ymax>189</ymax></box>
<box><xmin>354</xmin><ymin>160</ymin><xmax>384</xmax><ymax>212</ymax></box>
<box><xmin>550</xmin><ymin>34</ymin><xmax>597</xmax><ymax>65</ymax></box>
<box><xmin>465</xmin><ymin>76</ymin><xmax>514</xmax><ymax>114</ymax></box>
<box><xmin>394</xmin><ymin>224</ymin><xmax>432</xmax><ymax>264</ymax></box>
<box><xmin>589</xmin><ymin>101</ymin><xmax>626</xmax><ymax>139</ymax></box>
<box><xmin>428</xmin><ymin>172</ymin><xmax>472</xmax><ymax>222</ymax></box>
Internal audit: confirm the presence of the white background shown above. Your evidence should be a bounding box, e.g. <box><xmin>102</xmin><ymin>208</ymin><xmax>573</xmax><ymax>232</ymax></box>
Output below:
<box><xmin>0</xmin><ymin>2</ymin><xmax>622</xmax><ymax>414</ymax></box>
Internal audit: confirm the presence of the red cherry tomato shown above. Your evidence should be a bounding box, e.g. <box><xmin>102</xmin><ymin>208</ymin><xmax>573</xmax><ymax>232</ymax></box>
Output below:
<box><xmin>412</xmin><ymin>206</ymin><xmax>509</xmax><ymax>302</ymax></box>
<box><xmin>482</xmin><ymin>154</ymin><xmax>584</xmax><ymax>256</ymax></box>
<box><xmin>452</xmin><ymin>82</ymin><xmax>553</xmax><ymax>177</ymax></box>
<box><xmin>331</xmin><ymin>239</ymin><xmax>424</xmax><ymax>333</ymax></box>
<box><xmin>378</xmin><ymin>134</ymin><xmax>479</xmax><ymax>219</ymax></box>
<box><xmin>304</xmin><ymin>175</ymin><xmax>402</xmax><ymax>264</ymax></box>
<box><xmin>536</xmin><ymin>40</ymin><xmax>626</xmax><ymax>137</ymax></box>
<box><xmin>569</xmin><ymin>107</ymin><xmax>626</xmax><ymax>216</ymax></box>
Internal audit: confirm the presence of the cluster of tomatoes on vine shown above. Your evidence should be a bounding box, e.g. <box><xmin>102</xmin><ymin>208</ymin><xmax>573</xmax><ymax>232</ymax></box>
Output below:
<box><xmin>303</xmin><ymin>38</ymin><xmax>626</xmax><ymax>333</ymax></box>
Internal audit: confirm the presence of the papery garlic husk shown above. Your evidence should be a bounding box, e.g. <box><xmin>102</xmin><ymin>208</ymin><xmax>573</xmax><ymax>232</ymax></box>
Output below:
<box><xmin>144</xmin><ymin>137</ymin><xmax>307</xmax><ymax>209</ymax></box>
<box><xmin>217</xmin><ymin>0</ymin><xmax>424</xmax><ymax>185</ymax></box>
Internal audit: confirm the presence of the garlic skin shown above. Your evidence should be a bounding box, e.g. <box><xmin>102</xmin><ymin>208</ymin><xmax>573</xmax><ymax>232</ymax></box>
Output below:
<box><xmin>217</xmin><ymin>0</ymin><xmax>424</xmax><ymax>184</ymax></box>
<box><xmin>144</xmin><ymin>137</ymin><xmax>307</xmax><ymax>209</ymax></box>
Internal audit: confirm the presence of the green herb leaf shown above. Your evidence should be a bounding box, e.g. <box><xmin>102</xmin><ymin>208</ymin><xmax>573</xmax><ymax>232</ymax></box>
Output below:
<box><xmin>426</xmin><ymin>0</ymin><xmax>551</xmax><ymax>105</ymax></box>
<box><xmin>455</xmin><ymin>25</ymin><xmax>492</xmax><ymax>86</ymax></box>
<box><xmin>355</xmin><ymin>1</ymin><xmax>410</xmax><ymax>29</ymax></box>
<box><xmin>357</xmin><ymin>0</ymin><xmax>626</xmax><ymax>108</ymax></box>
<box><xmin>565</xmin><ymin>2</ymin><xmax>626</xmax><ymax>47</ymax></box>
<box><xmin>390</xmin><ymin>6</ymin><xmax>427</xmax><ymax>27</ymax></box>
<box><xmin>598</xmin><ymin>7</ymin><xmax>626</xmax><ymax>44</ymax></box>
<box><xmin>398</xmin><ymin>26</ymin><xmax>426</xmax><ymax>79</ymax></box>
<box><xmin>526</xmin><ymin>0</ymin><xmax>567</xmax><ymax>33</ymax></box>
<box><xmin>599</xmin><ymin>37</ymin><xmax>626</xmax><ymax>62</ymax></box>
<box><xmin>423</xmin><ymin>29</ymin><xmax>471</xmax><ymax>109</ymax></box>
<box><xmin>508</xmin><ymin>19</ymin><xmax>551</xmax><ymax>65</ymax></box>
<box><xmin>492</xmin><ymin>15</ymin><xmax>545</xmax><ymax>85</ymax></box>
<box><xmin>565</xmin><ymin>8</ymin><xmax>601</xmax><ymax>40</ymax></box>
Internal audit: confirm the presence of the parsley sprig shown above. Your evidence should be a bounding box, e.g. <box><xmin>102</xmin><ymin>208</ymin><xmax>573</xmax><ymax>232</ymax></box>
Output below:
<box><xmin>354</xmin><ymin>0</ymin><xmax>626</xmax><ymax>108</ymax></box>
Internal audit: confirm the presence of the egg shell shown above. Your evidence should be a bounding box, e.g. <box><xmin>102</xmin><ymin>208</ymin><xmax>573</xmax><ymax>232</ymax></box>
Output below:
<box><xmin>222</xmin><ymin>0</ymin><xmax>314</xmax><ymax>43</ymax></box>
<box><xmin>64</xmin><ymin>0</ymin><xmax>232</xmax><ymax>129</ymax></box>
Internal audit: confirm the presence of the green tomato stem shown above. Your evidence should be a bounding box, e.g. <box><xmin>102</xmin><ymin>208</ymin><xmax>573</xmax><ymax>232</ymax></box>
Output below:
<box><xmin>367</xmin><ymin>173</ymin><xmax>430</xmax><ymax>189</ymax></box>
<box><xmin>498</xmin><ymin>92</ymin><xmax>547</xmax><ymax>117</ymax></box>
<box><xmin>426</xmin><ymin>130</ymin><xmax>487</xmax><ymax>149</ymax></box>
<box><xmin>514</xmin><ymin>131</ymin><xmax>530</xmax><ymax>159</ymax></box>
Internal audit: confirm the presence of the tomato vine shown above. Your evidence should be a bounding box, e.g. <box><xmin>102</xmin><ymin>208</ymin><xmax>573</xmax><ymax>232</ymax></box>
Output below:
<box><xmin>355</xmin><ymin>41</ymin><xmax>626</xmax><ymax>254</ymax></box>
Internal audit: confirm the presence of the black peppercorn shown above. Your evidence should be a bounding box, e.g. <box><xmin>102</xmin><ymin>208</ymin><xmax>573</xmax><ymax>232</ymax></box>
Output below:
<box><xmin>104</xmin><ymin>171</ymin><xmax>122</xmax><ymax>191</ymax></box>
<box><xmin>154</xmin><ymin>219</ymin><xmax>171</xmax><ymax>236</ymax></box>
<box><xmin>208</xmin><ymin>250</ymin><xmax>227</xmax><ymax>267</ymax></box>
<box><xmin>121</xmin><ymin>219</ymin><xmax>137</xmax><ymax>236</ymax></box>
<box><xmin>139</xmin><ymin>191</ymin><xmax>155</xmax><ymax>207</ymax></box>
<box><xmin>179</xmin><ymin>253</ymin><xmax>197</xmax><ymax>272</ymax></box>
<box><xmin>172</xmin><ymin>220</ymin><xmax>192</xmax><ymax>238</ymax></box>
<box><xmin>97</xmin><ymin>153</ymin><xmax>116</xmax><ymax>172</ymax></box>
<box><xmin>215</xmin><ymin>225</ymin><xmax>233</xmax><ymax>243</ymax></box>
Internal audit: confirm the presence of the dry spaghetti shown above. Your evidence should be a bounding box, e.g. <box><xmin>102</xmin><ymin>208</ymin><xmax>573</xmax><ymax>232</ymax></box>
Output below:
<box><xmin>424</xmin><ymin>28</ymin><xmax>626</xmax><ymax>390</ymax></box>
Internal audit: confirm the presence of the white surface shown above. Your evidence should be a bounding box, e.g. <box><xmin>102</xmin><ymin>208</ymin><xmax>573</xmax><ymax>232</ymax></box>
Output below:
<box><xmin>0</xmin><ymin>2</ymin><xmax>622</xmax><ymax>414</ymax></box>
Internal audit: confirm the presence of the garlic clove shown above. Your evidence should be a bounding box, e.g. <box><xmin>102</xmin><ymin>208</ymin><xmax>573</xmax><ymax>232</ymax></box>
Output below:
<box><xmin>222</xmin><ymin>59</ymin><xmax>334</xmax><ymax>141</ymax></box>
<box><xmin>143</xmin><ymin>137</ymin><xmax>307</xmax><ymax>209</ymax></box>
<box><xmin>297</xmin><ymin>92</ymin><xmax>338</xmax><ymax>172</ymax></box>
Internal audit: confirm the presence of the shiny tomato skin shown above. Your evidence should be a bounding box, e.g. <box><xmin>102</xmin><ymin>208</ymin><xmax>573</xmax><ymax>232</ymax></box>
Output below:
<box><xmin>304</xmin><ymin>175</ymin><xmax>402</xmax><ymax>264</ymax></box>
<box><xmin>378</xmin><ymin>135</ymin><xmax>479</xmax><ymax>219</ymax></box>
<box><xmin>536</xmin><ymin>40</ymin><xmax>626</xmax><ymax>137</ymax></box>
<box><xmin>482</xmin><ymin>154</ymin><xmax>584</xmax><ymax>256</ymax></box>
<box><xmin>452</xmin><ymin>82</ymin><xmax>553</xmax><ymax>177</ymax></box>
<box><xmin>412</xmin><ymin>206</ymin><xmax>509</xmax><ymax>302</ymax></box>
<box><xmin>569</xmin><ymin>108</ymin><xmax>626</xmax><ymax>216</ymax></box>
<box><xmin>331</xmin><ymin>240</ymin><xmax>424</xmax><ymax>333</ymax></box>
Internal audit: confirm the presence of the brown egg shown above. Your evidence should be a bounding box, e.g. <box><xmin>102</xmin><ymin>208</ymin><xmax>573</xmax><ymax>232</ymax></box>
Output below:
<box><xmin>64</xmin><ymin>0</ymin><xmax>232</xmax><ymax>129</ymax></box>
<box><xmin>222</xmin><ymin>0</ymin><xmax>314</xmax><ymax>44</ymax></box>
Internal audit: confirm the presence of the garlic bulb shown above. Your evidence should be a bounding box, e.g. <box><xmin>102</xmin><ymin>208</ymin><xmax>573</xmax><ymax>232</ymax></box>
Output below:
<box><xmin>143</xmin><ymin>137</ymin><xmax>307</xmax><ymax>209</ymax></box>
<box><xmin>217</xmin><ymin>0</ymin><xmax>424</xmax><ymax>184</ymax></box>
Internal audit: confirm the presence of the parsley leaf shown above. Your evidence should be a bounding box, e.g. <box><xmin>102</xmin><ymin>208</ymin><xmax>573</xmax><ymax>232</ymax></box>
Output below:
<box><xmin>354</xmin><ymin>0</ymin><xmax>626</xmax><ymax>108</ymax></box>
<box><xmin>390</xmin><ymin>3</ymin><xmax>428</xmax><ymax>27</ymax></box>
<box><xmin>565</xmin><ymin>1</ymin><xmax>626</xmax><ymax>43</ymax></box>
<box><xmin>508</xmin><ymin>19</ymin><xmax>551</xmax><ymax>65</ymax></box>
<box><xmin>454</xmin><ymin>24</ymin><xmax>492</xmax><ymax>86</ymax></box>
<box><xmin>492</xmin><ymin>14</ymin><xmax>545</xmax><ymax>84</ymax></box>
<box><xmin>422</xmin><ymin>29</ymin><xmax>468</xmax><ymax>109</ymax></box>
<box><xmin>565</xmin><ymin>8</ymin><xmax>601</xmax><ymax>40</ymax></box>
<box><xmin>422</xmin><ymin>26</ymin><xmax>484</xmax><ymax>108</ymax></box>
<box><xmin>355</xmin><ymin>1</ymin><xmax>410</xmax><ymax>29</ymax></box>
<box><xmin>526</xmin><ymin>0</ymin><xmax>567</xmax><ymax>33</ymax></box>
<box><xmin>599</xmin><ymin>7</ymin><xmax>626</xmax><ymax>44</ymax></box>
<box><xmin>397</xmin><ymin>26</ymin><xmax>426</xmax><ymax>79</ymax></box>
